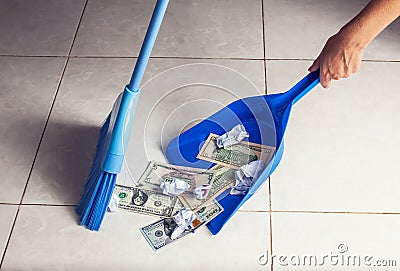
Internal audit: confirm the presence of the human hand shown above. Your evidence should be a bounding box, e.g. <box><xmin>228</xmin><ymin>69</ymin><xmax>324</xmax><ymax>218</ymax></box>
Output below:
<box><xmin>308</xmin><ymin>30</ymin><xmax>364</xmax><ymax>88</ymax></box>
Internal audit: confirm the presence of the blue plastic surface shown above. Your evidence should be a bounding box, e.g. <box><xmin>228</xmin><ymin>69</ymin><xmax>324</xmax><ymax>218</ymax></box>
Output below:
<box><xmin>102</xmin><ymin>86</ymin><xmax>140</xmax><ymax>174</ymax></box>
<box><xmin>129</xmin><ymin>0</ymin><xmax>169</xmax><ymax>91</ymax></box>
<box><xmin>77</xmin><ymin>0</ymin><xmax>169</xmax><ymax>231</ymax></box>
<box><xmin>102</xmin><ymin>0</ymin><xmax>169</xmax><ymax>174</ymax></box>
<box><xmin>166</xmin><ymin>71</ymin><xmax>320</xmax><ymax>235</ymax></box>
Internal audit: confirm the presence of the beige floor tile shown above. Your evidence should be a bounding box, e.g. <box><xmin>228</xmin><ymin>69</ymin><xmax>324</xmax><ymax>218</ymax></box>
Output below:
<box><xmin>239</xmin><ymin>181</ymin><xmax>270</xmax><ymax>212</ymax></box>
<box><xmin>2</xmin><ymin>206</ymin><xmax>270</xmax><ymax>271</ymax></box>
<box><xmin>0</xmin><ymin>205</ymin><xmax>18</xmax><ymax>261</ymax></box>
<box><xmin>264</xmin><ymin>0</ymin><xmax>400</xmax><ymax>60</ymax></box>
<box><xmin>72</xmin><ymin>0</ymin><xmax>264</xmax><ymax>58</ymax></box>
<box><xmin>272</xmin><ymin>212</ymin><xmax>400</xmax><ymax>270</ymax></box>
<box><xmin>0</xmin><ymin>0</ymin><xmax>85</xmax><ymax>55</ymax></box>
<box><xmin>266</xmin><ymin>60</ymin><xmax>400</xmax><ymax>213</ymax></box>
<box><xmin>0</xmin><ymin>56</ymin><xmax>65</xmax><ymax>203</ymax></box>
<box><xmin>23</xmin><ymin>57</ymin><xmax>266</xmax><ymax>204</ymax></box>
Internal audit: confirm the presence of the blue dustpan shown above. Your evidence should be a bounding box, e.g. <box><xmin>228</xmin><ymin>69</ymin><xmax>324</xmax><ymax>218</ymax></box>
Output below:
<box><xmin>166</xmin><ymin>71</ymin><xmax>320</xmax><ymax>235</ymax></box>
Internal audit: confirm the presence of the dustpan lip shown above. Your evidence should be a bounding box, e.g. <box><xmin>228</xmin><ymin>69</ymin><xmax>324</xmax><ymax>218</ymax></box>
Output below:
<box><xmin>165</xmin><ymin>94</ymin><xmax>278</xmax><ymax>165</ymax></box>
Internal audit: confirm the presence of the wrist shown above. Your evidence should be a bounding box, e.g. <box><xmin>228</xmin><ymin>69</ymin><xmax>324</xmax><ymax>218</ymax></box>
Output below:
<box><xmin>338</xmin><ymin>22</ymin><xmax>372</xmax><ymax>50</ymax></box>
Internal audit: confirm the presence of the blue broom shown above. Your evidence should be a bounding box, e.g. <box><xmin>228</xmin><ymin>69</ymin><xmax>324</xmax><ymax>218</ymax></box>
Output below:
<box><xmin>76</xmin><ymin>0</ymin><xmax>169</xmax><ymax>231</ymax></box>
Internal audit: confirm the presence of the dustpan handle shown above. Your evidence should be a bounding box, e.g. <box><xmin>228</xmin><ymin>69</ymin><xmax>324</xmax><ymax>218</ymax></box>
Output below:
<box><xmin>128</xmin><ymin>0</ymin><xmax>169</xmax><ymax>91</ymax></box>
<box><xmin>281</xmin><ymin>70</ymin><xmax>320</xmax><ymax>106</ymax></box>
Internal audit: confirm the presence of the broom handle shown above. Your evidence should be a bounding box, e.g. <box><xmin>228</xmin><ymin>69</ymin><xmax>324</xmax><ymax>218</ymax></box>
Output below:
<box><xmin>128</xmin><ymin>0</ymin><xmax>169</xmax><ymax>91</ymax></box>
<box><xmin>102</xmin><ymin>0</ymin><xmax>169</xmax><ymax>174</ymax></box>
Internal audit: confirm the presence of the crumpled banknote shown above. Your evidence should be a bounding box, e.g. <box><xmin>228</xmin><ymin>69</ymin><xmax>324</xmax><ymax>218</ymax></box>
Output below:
<box><xmin>160</xmin><ymin>178</ymin><xmax>191</xmax><ymax>196</ymax></box>
<box><xmin>193</xmin><ymin>184</ymin><xmax>211</xmax><ymax>200</ymax></box>
<box><xmin>216</xmin><ymin>124</ymin><xmax>249</xmax><ymax>148</ymax></box>
<box><xmin>230</xmin><ymin>160</ymin><xmax>264</xmax><ymax>195</ymax></box>
<box><xmin>107</xmin><ymin>193</ymin><xmax>120</xmax><ymax>212</ymax></box>
<box><xmin>171</xmin><ymin>208</ymin><xmax>197</xmax><ymax>240</ymax></box>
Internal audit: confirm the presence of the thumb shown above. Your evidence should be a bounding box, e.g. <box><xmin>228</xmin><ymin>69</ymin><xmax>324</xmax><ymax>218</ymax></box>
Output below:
<box><xmin>308</xmin><ymin>58</ymin><xmax>320</xmax><ymax>72</ymax></box>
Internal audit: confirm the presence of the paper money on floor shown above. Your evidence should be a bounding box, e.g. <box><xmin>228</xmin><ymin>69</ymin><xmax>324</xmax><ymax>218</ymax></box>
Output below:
<box><xmin>172</xmin><ymin>196</ymin><xmax>185</xmax><ymax>214</ymax></box>
<box><xmin>197</xmin><ymin>133</ymin><xmax>275</xmax><ymax>169</ymax></box>
<box><xmin>137</xmin><ymin>161</ymin><xmax>217</xmax><ymax>211</ymax></box>
<box><xmin>170</xmin><ymin>208</ymin><xmax>196</xmax><ymax>240</ymax></box>
<box><xmin>113</xmin><ymin>184</ymin><xmax>178</xmax><ymax>217</ymax></box>
<box><xmin>160</xmin><ymin>178</ymin><xmax>191</xmax><ymax>196</ymax></box>
<box><xmin>190</xmin><ymin>164</ymin><xmax>236</xmax><ymax>209</ymax></box>
<box><xmin>140</xmin><ymin>200</ymin><xmax>224</xmax><ymax>251</ymax></box>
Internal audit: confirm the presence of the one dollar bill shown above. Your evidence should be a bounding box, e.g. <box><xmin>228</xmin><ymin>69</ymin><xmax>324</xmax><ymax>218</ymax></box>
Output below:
<box><xmin>138</xmin><ymin>161</ymin><xmax>216</xmax><ymax>211</ymax></box>
<box><xmin>114</xmin><ymin>184</ymin><xmax>177</xmax><ymax>217</ymax></box>
<box><xmin>196</xmin><ymin>133</ymin><xmax>276</xmax><ymax>169</ymax></box>
<box><xmin>182</xmin><ymin>165</ymin><xmax>236</xmax><ymax>211</ymax></box>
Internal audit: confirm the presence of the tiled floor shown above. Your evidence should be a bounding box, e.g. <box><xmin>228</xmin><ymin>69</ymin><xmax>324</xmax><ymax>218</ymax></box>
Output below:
<box><xmin>0</xmin><ymin>0</ymin><xmax>399</xmax><ymax>270</ymax></box>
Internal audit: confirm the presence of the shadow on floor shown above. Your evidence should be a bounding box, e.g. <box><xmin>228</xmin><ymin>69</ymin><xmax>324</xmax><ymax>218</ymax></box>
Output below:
<box><xmin>18</xmin><ymin>116</ymin><xmax>103</xmax><ymax>208</ymax></box>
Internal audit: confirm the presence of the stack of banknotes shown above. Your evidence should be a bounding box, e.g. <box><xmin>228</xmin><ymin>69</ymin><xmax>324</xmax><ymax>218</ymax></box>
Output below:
<box><xmin>113</xmin><ymin>133</ymin><xmax>275</xmax><ymax>251</ymax></box>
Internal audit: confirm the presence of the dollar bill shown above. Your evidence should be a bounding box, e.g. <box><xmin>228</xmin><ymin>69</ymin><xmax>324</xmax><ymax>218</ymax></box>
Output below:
<box><xmin>140</xmin><ymin>217</ymin><xmax>186</xmax><ymax>251</ymax></box>
<box><xmin>114</xmin><ymin>184</ymin><xmax>177</xmax><ymax>217</ymax></box>
<box><xmin>172</xmin><ymin>198</ymin><xmax>185</xmax><ymax>215</ymax></box>
<box><xmin>208</xmin><ymin>165</ymin><xmax>235</xmax><ymax>197</ymax></box>
<box><xmin>207</xmin><ymin>165</ymin><xmax>235</xmax><ymax>199</ymax></box>
<box><xmin>180</xmin><ymin>165</ymin><xmax>236</xmax><ymax>211</ymax></box>
<box><xmin>209</xmin><ymin>164</ymin><xmax>222</xmax><ymax>170</ymax></box>
<box><xmin>172</xmin><ymin>197</ymin><xmax>224</xmax><ymax>228</ymax></box>
<box><xmin>196</xmin><ymin>133</ymin><xmax>276</xmax><ymax>169</ymax></box>
<box><xmin>190</xmin><ymin>200</ymin><xmax>224</xmax><ymax>229</ymax></box>
<box><xmin>140</xmin><ymin>200</ymin><xmax>224</xmax><ymax>251</ymax></box>
<box><xmin>138</xmin><ymin>161</ymin><xmax>216</xmax><ymax>211</ymax></box>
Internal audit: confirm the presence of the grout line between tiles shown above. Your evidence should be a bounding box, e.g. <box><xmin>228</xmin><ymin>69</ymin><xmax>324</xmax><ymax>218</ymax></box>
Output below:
<box><xmin>237</xmin><ymin>210</ymin><xmax>269</xmax><ymax>213</ymax></box>
<box><xmin>78</xmin><ymin>56</ymin><xmax>265</xmax><ymax>60</ymax></box>
<box><xmin>1</xmin><ymin>55</ymin><xmax>398</xmax><ymax>63</ymax></box>
<box><xmin>268</xmin><ymin>177</ymin><xmax>274</xmax><ymax>271</ymax></box>
<box><xmin>16</xmin><ymin>0</ymin><xmax>89</xmax><ymax>209</ymax></box>
<box><xmin>362</xmin><ymin>59</ymin><xmax>400</xmax><ymax>63</ymax></box>
<box><xmin>15</xmin><ymin>52</ymin><xmax>66</xmax><ymax>206</ymax></box>
<box><xmin>267</xmin><ymin>179</ymin><xmax>272</xmax><ymax>212</ymax></box>
<box><xmin>262</xmin><ymin>0</ymin><xmax>273</xmax><ymax>269</ymax></box>
<box><xmin>266</xmin><ymin>58</ymin><xmax>315</xmax><ymax>61</ymax></box>
<box><xmin>237</xmin><ymin>209</ymin><xmax>400</xmax><ymax>215</ymax></box>
<box><xmin>19</xmin><ymin>203</ymin><xmax>77</xmax><ymax>207</ymax></box>
<box><xmin>0</xmin><ymin>208</ymin><xmax>20</xmax><ymax>268</ymax></box>
<box><xmin>271</xmin><ymin>210</ymin><xmax>400</xmax><ymax>215</ymax></box>
<box><xmin>265</xmin><ymin>58</ymin><xmax>400</xmax><ymax>62</ymax></box>
<box><xmin>0</xmin><ymin>55</ymin><xmax>67</xmax><ymax>58</ymax></box>
<box><xmin>0</xmin><ymin>54</ymin><xmax>264</xmax><ymax>61</ymax></box>
<box><xmin>263</xmin><ymin>61</ymin><xmax>268</xmax><ymax>93</ymax></box>
<box><xmin>0</xmin><ymin>1</ymin><xmax>89</xmax><ymax>268</ymax></box>
<box><xmin>260</xmin><ymin>0</ymin><xmax>267</xmax><ymax>95</ymax></box>
<box><xmin>0</xmin><ymin>58</ymin><xmax>69</xmax><ymax>267</ymax></box>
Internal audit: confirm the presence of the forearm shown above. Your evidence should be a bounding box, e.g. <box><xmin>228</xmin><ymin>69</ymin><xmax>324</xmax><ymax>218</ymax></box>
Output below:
<box><xmin>339</xmin><ymin>0</ymin><xmax>400</xmax><ymax>49</ymax></box>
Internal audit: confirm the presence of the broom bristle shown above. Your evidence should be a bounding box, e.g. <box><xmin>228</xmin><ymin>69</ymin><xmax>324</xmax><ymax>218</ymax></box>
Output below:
<box><xmin>76</xmin><ymin>115</ymin><xmax>117</xmax><ymax>231</ymax></box>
